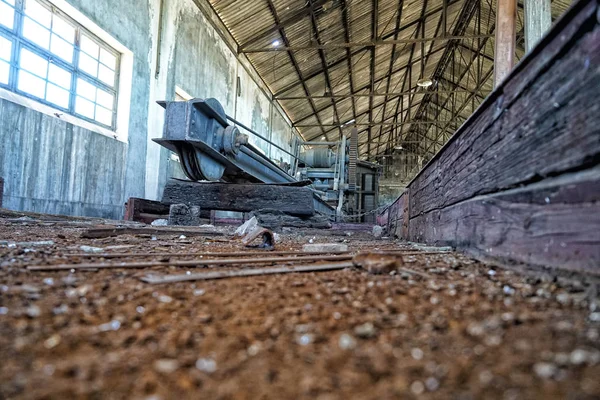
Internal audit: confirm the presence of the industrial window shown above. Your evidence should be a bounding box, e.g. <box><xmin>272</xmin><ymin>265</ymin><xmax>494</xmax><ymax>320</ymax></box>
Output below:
<box><xmin>0</xmin><ymin>0</ymin><xmax>119</xmax><ymax>129</ymax></box>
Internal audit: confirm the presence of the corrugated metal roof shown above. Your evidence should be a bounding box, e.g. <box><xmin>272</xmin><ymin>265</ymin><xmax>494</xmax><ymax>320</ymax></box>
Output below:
<box><xmin>207</xmin><ymin>0</ymin><xmax>574</xmax><ymax>158</ymax></box>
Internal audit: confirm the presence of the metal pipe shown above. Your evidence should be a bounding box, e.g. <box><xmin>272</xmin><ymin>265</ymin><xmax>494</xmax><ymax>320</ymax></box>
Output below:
<box><xmin>226</xmin><ymin>115</ymin><xmax>299</xmax><ymax>160</ymax></box>
<box><xmin>301</xmin><ymin>141</ymin><xmax>340</xmax><ymax>146</ymax></box>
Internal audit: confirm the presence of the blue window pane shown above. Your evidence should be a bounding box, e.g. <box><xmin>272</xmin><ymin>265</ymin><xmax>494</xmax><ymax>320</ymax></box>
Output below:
<box><xmin>46</xmin><ymin>83</ymin><xmax>69</xmax><ymax>108</ymax></box>
<box><xmin>23</xmin><ymin>17</ymin><xmax>51</xmax><ymax>49</ymax></box>
<box><xmin>0</xmin><ymin>60</ymin><xmax>9</xmax><ymax>84</ymax></box>
<box><xmin>0</xmin><ymin>36</ymin><xmax>11</xmax><ymax>62</ymax></box>
<box><xmin>20</xmin><ymin>48</ymin><xmax>48</xmax><ymax>79</ymax></box>
<box><xmin>0</xmin><ymin>2</ymin><xmax>15</xmax><ymax>29</ymax></box>
<box><xmin>24</xmin><ymin>0</ymin><xmax>51</xmax><ymax>28</ymax></box>
<box><xmin>50</xmin><ymin>34</ymin><xmax>74</xmax><ymax>63</ymax></box>
<box><xmin>18</xmin><ymin>70</ymin><xmax>46</xmax><ymax>98</ymax></box>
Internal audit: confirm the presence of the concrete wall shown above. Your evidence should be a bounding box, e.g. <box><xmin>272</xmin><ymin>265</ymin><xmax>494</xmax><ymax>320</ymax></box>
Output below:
<box><xmin>0</xmin><ymin>0</ymin><xmax>298</xmax><ymax>219</ymax></box>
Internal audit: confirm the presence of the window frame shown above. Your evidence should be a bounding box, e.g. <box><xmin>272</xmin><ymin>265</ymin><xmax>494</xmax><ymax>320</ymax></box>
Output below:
<box><xmin>0</xmin><ymin>0</ymin><xmax>120</xmax><ymax>130</ymax></box>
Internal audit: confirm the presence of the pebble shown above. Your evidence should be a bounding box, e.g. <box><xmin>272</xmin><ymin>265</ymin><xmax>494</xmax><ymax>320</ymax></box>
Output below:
<box><xmin>195</xmin><ymin>358</ymin><xmax>217</xmax><ymax>373</ymax></box>
<box><xmin>193</xmin><ymin>289</ymin><xmax>205</xmax><ymax>296</ymax></box>
<box><xmin>410</xmin><ymin>380</ymin><xmax>425</xmax><ymax>395</ymax></box>
<box><xmin>53</xmin><ymin>304</ymin><xmax>68</xmax><ymax>315</ymax></box>
<box><xmin>247</xmin><ymin>343</ymin><xmax>261</xmax><ymax>356</ymax></box>
<box><xmin>338</xmin><ymin>333</ymin><xmax>356</xmax><ymax>350</ymax></box>
<box><xmin>0</xmin><ymin>307</ymin><xmax>8</xmax><ymax>315</ymax></box>
<box><xmin>296</xmin><ymin>334</ymin><xmax>314</xmax><ymax>346</ymax></box>
<box><xmin>533</xmin><ymin>362</ymin><xmax>556</xmax><ymax>379</ymax></box>
<box><xmin>570</xmin><ymin>349</ymin><xmax>588</xmax><ymax>365</ymax></box>
<box><xmin>26</xmin><ymin>305</ymin><xmax>41</xmax><ymax>318</ymax></box>
<box><xmin>372</xmin><ymin>225</ymin><xmax>383</xmax><ymax>238</ymax></box>
<box><xmin>98</xmin><ymin>320</ymin><xmax>121</xmax><ymax>332</ymax></box>
<box><xmin>354</xmin><ymin>322</ymin><xmax>377</xmax><ymax>339</ymax></box>
<box><xmin>411</xmin><ymin>348</ymin><xmax>424</xmax><ymax>360</ymax></box>
<box><xmin>503</xmin><ymin>285</ymin><xmax>515</xmax><ymax>295</ymax></box>
<box><xmin>43</xmin><ymin>334</ymin><xmax>61</xmax><ymax>349</ymax></box>
<box><xmin>153</xmin><ymin>359</ymin><xmax>179</xmax><ymax>373</ymax></box>
<box><xmin>589</xmin><ymin>312</ymin><xmax>600</xmax><ymax>322</ymax></box>
<box><xmin>158</xmin><ymin>295</ymin><xmax>173</xmax><ymax>303</ymax></box>
<box><xmin>136</xmin><ymin>306</ymin><xmax>145</xmax><ymax>314</ymax></box>
<box><xmin>425</xmin><ymin>377</ymin><xmax>440</xmax><ymax>391</ymax></box>
<box><xmin>43</xmin><ymin>278</ymin><xmax>54</xmax><ymax>286</ymax></box>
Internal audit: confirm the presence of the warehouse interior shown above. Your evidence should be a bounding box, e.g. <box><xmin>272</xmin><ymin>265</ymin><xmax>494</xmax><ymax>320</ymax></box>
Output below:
<box><xmin>0</xmin><ymin>0</ymin><xmax>599</xmax><ymax>398</ymax></box>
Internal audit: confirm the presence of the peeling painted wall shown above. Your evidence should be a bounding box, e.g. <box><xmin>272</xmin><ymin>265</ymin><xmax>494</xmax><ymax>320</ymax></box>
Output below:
<box><xmin>0</xmin><ymin>0</ymin><xmax>299</xmax><ymax>219</ymax></box>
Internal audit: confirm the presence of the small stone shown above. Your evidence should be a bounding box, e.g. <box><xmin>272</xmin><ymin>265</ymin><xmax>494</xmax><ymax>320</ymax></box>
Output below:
<box><xmin>410</xmin><ymin>380</ymin><xmax>425</xmax><ymax>395</ymax></box>
<box><xmin>136</xmin><ymin>306</ymin><xmax>145</xmax><ymax>314</ymax></box>
<box><xmin>296</xmin><ymin>334</ymin><xmax>314</xmax><ymax>346</ymax></box>
<box><xmin>53</xmin><ymin>304</ymin><xmax>68</xmax><ymax>315</ymax></box>
<box><xmin>153</xmin><ymin>359</ymin><xmax>179</xmax><ymax>373</ymax></box>
<box><xmin>178</xmin><ymin>235</ymin><xmax>187</xmax><ymax>239</ymax></box>
<box><xmin>195</xmin><ymin>358</ymin><xmax>217</xmax><ymax>373</ymax></box>
<box><xmin>533</xmin><ymin>362</ymin><xmax>556</xmax><ymax>379</ymax></box>
<box><xmin>150</xmin><ymin>219</ymin><xmax>168</xmax><ymax>226</ymax></box>
<box><xmin>425</xmin><ymin>377</ymin><xmax>440</xmax><ymax>391</ymax></box>
<box><xmin>158</xmin><ymin>295</ymin><xmax>173</xmax><ymax>303</ymax></box>
<box><xmin>570</xmin><ymin>349</ymin><xmax>588</xmax><ymax>365</ymax></box>
<box><xmin>556</xmin><ymin>293</ymin><xmax>570</xmax><ymax>305</ymax></box>
<box><xmin>487</xmin><ymin>269</ymin><xmax>496</xmax><ymax>276</ymax></box>
<box><xmin>193</xmin><ymin>289</ymin><xmax>205</xmax><ymax>296</ymax></box>
<box><xmin>0</xmin><ymin>307</ymin><xmax>7</xmax><ymax>315</ymax></box>
<box><xmin>372</xmin><ymin>225</ymin><xmax>384</xmax><ymax>238</ymax></box>
<box><xmin>44</xmin><ymin>334</ymin><xmax>61</xmax><ymax>349</ymax></box>
<box><xmin>411</xmin><ymin>348</ymin><xmax>424</xmax><ymax>360</ymax></box>
<box><xmin>479</xmin><ymin>370</ymin><xmax>494</xmax><ymax>385</ymax></box>
<box><xmin>98</xmin><ymin>320</ymin><xmax>121</xmax><ymax>332</ymax></box>
<box><xmin>198</xmin><ymin>314</ymin><xmax>212</xmax><ymax>323</ymax></box>
<box><xmin>26</xmin><ymin>305</ymin><xmax>41</xmax><ymax>318</ymax></box>
<box><xmin>589</xmin><ymin>312</ymin><xmax>600</xmax><ymax>322</ymax></box>
<box><xmin>247</xmin><ymin>343</ymin><xmax>261</xmax><ymax>356</ymax></box>
<box><xmin>338</xmin><ymin>333</ymin><xmax>356</xmax><ymax>350</ymax></box>
<box><xmin>43</xmin><ymin>278</ymin><xmax>54</xmax><ymax>286</ymax></box>
<box><xmin>354</xmin><ymin>322</ymin><xmax>377</xmax><ymax>339</ymax></box>
<box><xmin>466</xmin><ymin>322</ymin><xmax>485</xmax><ymax>337</ymax></box>
<box><xmin>234</xmin><ymin>217</ymin><xmax>258</xmax><ymax>237</ymax></box>
<box><xmin>503</xmin><ymin>285</ymin><xmax>515</xmax><ymax>295</ymax></box>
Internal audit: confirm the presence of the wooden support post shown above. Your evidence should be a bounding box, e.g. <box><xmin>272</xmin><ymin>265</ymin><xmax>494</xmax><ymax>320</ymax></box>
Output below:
<box><xmin>524</xmin><ymin>0</ymin><xmax>552</xmax><ymax>52</ymax></box>
<box><xmin>494</xmin><ymin>0</ymin><xmax>517</xmax><ymax>87</ymax></box>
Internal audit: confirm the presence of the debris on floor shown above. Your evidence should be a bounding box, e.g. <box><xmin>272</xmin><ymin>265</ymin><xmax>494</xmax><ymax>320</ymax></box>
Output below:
<box><xmin>0</xmin><ymin>218</ymin><xmax>599</xmax><ymax>399</ymax></box>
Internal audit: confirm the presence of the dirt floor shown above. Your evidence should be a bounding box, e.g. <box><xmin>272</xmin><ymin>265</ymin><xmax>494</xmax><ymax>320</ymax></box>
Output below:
<box><xmin>0</xmin><ymin>213</ymin><xmax>599</xmax><ymax>399</ymax></box>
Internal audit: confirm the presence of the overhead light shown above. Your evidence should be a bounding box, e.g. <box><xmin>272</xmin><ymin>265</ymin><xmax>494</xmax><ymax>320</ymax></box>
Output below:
<box><xmin>416</xmin><ymin>78</ymin><xmax>433</xmax><ymax>88</ymax></box>
<box><xmin>395</xmin><ymin>145</ymin><xmax>403</xmax><ymax>150</ymax></box>
<box><xmin>321</xmin><ymin>136</ymin><xmax>326</xmax><ymax>140</ymax></box>
<box><xmin>342</xmin><ymin>119</ymin><xmax>355</xmax><ymax>127</ymax></box>
<box><xmin>272</xmin><ymin>40</ymin><xmax>281</xmax><ymax>47</ymax></box>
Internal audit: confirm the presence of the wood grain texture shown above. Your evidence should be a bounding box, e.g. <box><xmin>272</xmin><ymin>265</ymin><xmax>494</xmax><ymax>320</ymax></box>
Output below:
<box><xmin>162</xmin><ymin>179</ymin><xmax>315</xmax><ymax>216</ymax></box>
<box><xmin>379</xmin><ymin>1</ymin><xmax>600</xmax><ymax>274</ymax></box>
<box><xmin>409</xmin><ymin>168</ymin><xmax>600</xmax><ymax>274</ymax></box>
<box><xmin>124</xmin><ymin>198</ymin><xmax>169</xmax><ymax>223</ymax></box>
<box><xmin>409</xmin><ymin>2</ymin><xmax>600</xmax><ymax>218</ymax></box>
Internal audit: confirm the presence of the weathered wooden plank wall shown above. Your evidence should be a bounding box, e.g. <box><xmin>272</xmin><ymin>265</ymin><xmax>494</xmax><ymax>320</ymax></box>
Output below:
<box><xmin>380</xmin><ymin>0</ymin><xmax>600</xmax><ymax>275</ymax></box>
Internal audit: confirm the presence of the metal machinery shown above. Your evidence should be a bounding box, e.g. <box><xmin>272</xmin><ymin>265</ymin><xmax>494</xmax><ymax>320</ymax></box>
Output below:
<box><xmin>295</xmin><ymin>130</ymin><xmax>381</xmax><ymax>221</ymax></box>
<box><xmin>153</xmin><ymin>97</ymin><xmax>379</xmax><ymax>220</ymax></box>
